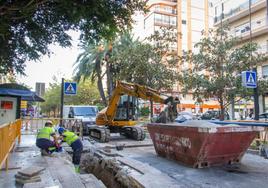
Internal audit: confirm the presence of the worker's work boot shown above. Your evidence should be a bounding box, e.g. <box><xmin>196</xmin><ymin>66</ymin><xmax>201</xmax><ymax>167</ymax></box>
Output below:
<box><xmin>48</xmin><ymin>146</ymin><xmax>56</xmax><ymax>153</ymax></box>
<box><xmin>74</xmin><ymin>165</ymin><xmax>80</xmax><ymax>173</ymax></box>
<box><xmin>41</xmin><ymin>149</ymin><xmax>50</xmax><ymax>156</ymax></box>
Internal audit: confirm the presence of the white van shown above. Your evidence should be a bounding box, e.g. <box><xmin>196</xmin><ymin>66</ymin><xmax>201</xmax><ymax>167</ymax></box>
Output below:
<box><xmin>63</xmin><ymin>105</ymin><xmax>99</xmax><ymax>133</ymax></box>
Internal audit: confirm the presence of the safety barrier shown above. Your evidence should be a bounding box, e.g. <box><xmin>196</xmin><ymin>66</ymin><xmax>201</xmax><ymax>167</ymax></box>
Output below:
<box><xmin>0</xmin><ymin>119</ymin><xmax>22</xmax><ymax>171</ymax></box>
<box><xmin>22</xmin><ymin>118</ymin><xmax>83</xmax><ymax>137</ymax></box>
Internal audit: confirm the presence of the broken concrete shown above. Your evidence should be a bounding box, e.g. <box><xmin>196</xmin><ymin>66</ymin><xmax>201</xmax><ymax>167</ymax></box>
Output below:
<box><xmin>44</xmin><ymin>155</ymin><xmax>85</xmax><ymax>188</ymax></box>
<box><xmin>3</xmin><ymin>130</ymin><xmax>268</xmax><ymax>188</ymax></box>
<box><xmin>18</xmin><ymin>167</ymin><xmax>45</xmax><ymax>177</ymax></box>
<box><xmin>79</xmin><ymin>133</ymin><xmax>268</xmax><ymax>188</ymax></box>
<box><xmin>0</xmin><ymin>134</ymin><xmax>105</xmax><ymax>188</ymax></box>
<box><xmin>15</xmin><ymin>173</ymin><xmax>40</xmax><ymax>180</ymax></box>
<box><xmin>81</xmin><ymin>145</ymin><xmax>179</xmax><ymax>188</ymax></box>
<box><xmin>15</xmin><ymin>176</ymin><xmax>41</xmax><ymax>185</ymax></box>
<box><xmin>79</xmin><ymin>174</ymin><xmax>106</xmax><ymax>188</ymax></box>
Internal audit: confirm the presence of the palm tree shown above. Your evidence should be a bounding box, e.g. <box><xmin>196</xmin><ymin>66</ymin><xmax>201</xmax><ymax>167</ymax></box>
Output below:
<box><xmin>73</xmin><ymin>42</ymin><xmax>107</xmax><ymax>106</ymax></box>
<box><xmin>73</xmin><ymin>32</ymin><xmax>138</xmax><ymax>105</ymax></box>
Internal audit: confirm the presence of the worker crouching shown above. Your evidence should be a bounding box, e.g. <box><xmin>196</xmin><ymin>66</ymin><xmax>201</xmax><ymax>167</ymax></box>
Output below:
<box><xmin>36</xmin><ymin>121</ymin><xmax>59</xmax><ymax>156</ymax></box>
<box><xmin>58</xmin><ymin>127</ymin><xmax>83</xmax><ymax>173</ymax></box>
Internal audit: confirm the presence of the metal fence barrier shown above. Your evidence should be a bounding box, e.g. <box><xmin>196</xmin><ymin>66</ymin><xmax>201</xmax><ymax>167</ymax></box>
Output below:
<box><xmin>22</xmin><ymin>118</ymin><xmax>83</xmax><ymax>138</ymax></box>
<box><xmin>0</xmin><ymin>119</ymin><xmax>22</xmax><ymax>171</ymax></box>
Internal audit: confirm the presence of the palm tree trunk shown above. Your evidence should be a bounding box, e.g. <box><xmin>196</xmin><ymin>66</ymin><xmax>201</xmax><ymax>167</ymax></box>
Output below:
<box><xmin>96</xmin><ymin>56</ymin><xmax>107</xmax><ymax>106</ymax></box>
<box><xmin>106</xmin><ymin>61</ymin><xmax>113</xmax><ymax>99</ymax></box>
<box><xmin>97</xmin><ymin>76</ymin><xmax>107</xmax><ymax>106</ymax></box>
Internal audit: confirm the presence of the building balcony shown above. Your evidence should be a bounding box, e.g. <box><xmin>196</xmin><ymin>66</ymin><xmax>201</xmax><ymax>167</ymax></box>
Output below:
<box><xmin>154</xmin><ymin>20</ymin><xmax>177</xmax><ymax>27</ymax></box>
<box><xmin>230</xmin><ymin>17</ymin><xmax>268</xmax><ymax>41</ymax></box>
<box><xmin>258</xmin><ymin>44</ymin><xmax>268</xmax><ymax>54</ymax></box>
<box><xmin>147</xmin><ymin>0</ymin><xmax>177</xmax><ymax>6</ymax></box>
<box><xmin>153</xmin><ymin>10</ymin><xmax>177</xmax><ymax>16</ymax></box>
<box><xmin>214</xmin><ymin>0</ymin><xmax>266</xmax><ymax>26</ymax></box>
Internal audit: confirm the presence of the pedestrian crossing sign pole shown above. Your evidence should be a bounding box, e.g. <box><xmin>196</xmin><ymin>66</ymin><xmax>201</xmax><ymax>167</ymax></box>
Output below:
<box><xmin>241</xmin><ymin>71</ymin><xmax>257</xmax><ymax>88</ymax></box>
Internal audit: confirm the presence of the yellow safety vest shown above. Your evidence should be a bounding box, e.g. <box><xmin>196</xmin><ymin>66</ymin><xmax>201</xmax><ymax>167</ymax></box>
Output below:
<box><xmin>37</xmin><ymin>127</ymin><xmax>54</xmax><ymax>140</ymax></box>
<box><xmin>63</xmin><ymin>131</ymin><xmax>78</xmax><ymax>146</ymax></box>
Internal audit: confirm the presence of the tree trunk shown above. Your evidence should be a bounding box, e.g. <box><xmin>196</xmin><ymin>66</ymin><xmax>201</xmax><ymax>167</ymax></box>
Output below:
<box><xmin>96</xmin><ymin>56</ymin><xmax>107</xmax><ymax>106</ymax></box>
<box><xmin>219</xmin><ymin>96</ymin><xmax>225</xmax><ymax>121</ymax></box>
<box><xmin>106</xmin><ymin>61</ymin><xmax>113</xmax><ymax>99</ymax></box>
<box><xmin>230</xmin><ymin>95</ymin><xmax>235</xmax><ymax>120</ymax></box>
<box><xmin>150</xmin><ymin>100</ymin><xmax>154</xmax><ymax>121</ymax></box>
<box><xmin>97</xmin><ymin>76</ymin><xmax>107</xmax><ymax>106</ymax></box>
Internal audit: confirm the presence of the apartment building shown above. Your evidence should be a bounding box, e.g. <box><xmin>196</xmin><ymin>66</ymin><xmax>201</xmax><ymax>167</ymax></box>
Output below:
<box><xmin>214</xmin><ymin>0</ymin><xmax>268</xmax><ymax>113</ymax></box>
<box><xmin>135</xmin><ymin>0</ymin><xmax>220</xmax><ymax>113</ymax></box>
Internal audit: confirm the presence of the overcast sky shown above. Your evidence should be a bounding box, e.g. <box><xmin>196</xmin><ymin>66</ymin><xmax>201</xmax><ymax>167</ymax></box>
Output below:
<box><xmin>18</xmin><ymin>12</ymin><xmax>145</xmax><ymax>91</ymax></box>
<box><xmin>19</xmin><ymin>30</ymin><xmax>81</xmax><ymax>90</ymax></box>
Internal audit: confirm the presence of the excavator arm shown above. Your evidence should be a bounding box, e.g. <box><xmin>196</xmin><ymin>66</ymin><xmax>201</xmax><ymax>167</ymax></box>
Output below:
<box><xmin>96</xmin><ymin>81</ymin><xmax>179</xmax><ymax>126</ymax></box>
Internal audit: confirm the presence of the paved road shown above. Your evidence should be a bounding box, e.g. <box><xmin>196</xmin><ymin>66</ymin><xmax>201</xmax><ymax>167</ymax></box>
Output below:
<box><xmin>116</xmin><ymin>144</ymin><xmax>268</xmax><ymax>188</ymax></box>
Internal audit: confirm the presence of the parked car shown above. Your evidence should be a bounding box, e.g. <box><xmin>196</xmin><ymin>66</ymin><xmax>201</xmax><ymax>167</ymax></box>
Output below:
<box><xmin>199</xmin><ymin>110</ymin><xmax>230</xmax><ymax>120</ymax></box>
<box><xmin>259</xmin><ymin>113</ymin><xmax>268</xmax><ymax>121</ymax></box>
<box><xmin>175</xmin><ymin>111</ymin><xmax>193</xmax><ymax>123</ymax></box>
<box><xmin>63</xmin><ymin>105</ymin><xmax>99</xmax><ymax>134</ymax></box>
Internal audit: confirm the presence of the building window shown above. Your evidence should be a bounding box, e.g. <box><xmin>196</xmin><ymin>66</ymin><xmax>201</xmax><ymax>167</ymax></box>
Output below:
<box><xmin>262</xmin><ymin>65</ymin><xmax>268</xmax><ymax>78</ymax></box>
<box><xmin>154</xmin><ymin>13</ymin><xmax>176</xmax><ymax>26</ymax></box>
<box><xmin>264</xmin><ymin>95</ymin><xmax>268</xmax><ymax>112</ymax></box>
<box><xmin>182</xmin><ymin>20</ymin><xmax>186</xmax><ymax>24</ymax></box>
<box><xmin>234</xmin><ymin>22</ymin><xmax>250</xmax><ymax>36</ymax></box>
<box><xmin>209</xmin><ymin>2</ymin><xmax>213</xmax><ymax>8</ymax></box>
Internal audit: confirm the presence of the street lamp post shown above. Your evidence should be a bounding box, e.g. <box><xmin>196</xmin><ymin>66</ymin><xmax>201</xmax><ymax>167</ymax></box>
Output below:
<box><xmin>249</xmin><ymin>0</ymin><xmax>259</xmax><ymax>120</ymax></box>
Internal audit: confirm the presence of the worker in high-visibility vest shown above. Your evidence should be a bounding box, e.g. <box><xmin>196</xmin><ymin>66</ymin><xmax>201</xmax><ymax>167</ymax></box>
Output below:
<box><xmin>58</xmin><ymin>127</ymin><xmax>83</xmax><ymax>173</ymax></box>
<box><xmin>36</xmin><ymin>121</ymin><xmax>58</xmax><ymax>156</ymax></box>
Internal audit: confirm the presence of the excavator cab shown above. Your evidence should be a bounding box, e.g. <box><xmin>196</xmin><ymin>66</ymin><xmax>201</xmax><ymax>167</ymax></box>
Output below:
<box><xmin>114</xmin><ymin>95</ymin><xmax>138</xmax><ymax>121</ymax></box>
<box><xmin>91</xmin><ymin>81</ymin><xmax>180</xmax><ymax>143</ymax></box>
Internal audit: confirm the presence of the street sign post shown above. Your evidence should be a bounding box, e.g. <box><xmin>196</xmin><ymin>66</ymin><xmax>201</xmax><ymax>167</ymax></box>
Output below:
<box><xmin>241</xmin><ymin>71</ymin><xmax>257</xmax><ymax>88</ymax></box>
<box><xmin>60</xmin><ymin>80</ymin><xmax>77</xmax><ymax>124</ymax></box>
<box><xmin>64</xmin><ymin>82</ymin><xmax>77</xmax><ymax>95</ymax></box>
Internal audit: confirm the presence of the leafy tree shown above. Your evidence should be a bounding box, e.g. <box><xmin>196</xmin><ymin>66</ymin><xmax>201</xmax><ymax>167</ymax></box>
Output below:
<box><xmin>40</xmin><ymin>82</ymin><xmax>61</xmax><ymax>117</ymax></box>
<box><xmin>112</xmin><ymin>28</ymin><xmax>178</xmax><ymax>91</ymax></box>
<box><xmin>140</xmin><ymin>106</ymin><xmax>150</xmax><ymax>116</ymax></box>
<box><xmin>0</xmin><ymin>0</ymin><xmax>146</xmax><ymax>75</ymax></box>
<box><xmin>111</xmin><ymin>28</ymin><xmax>178</xmax><ymax>118</ymax></box>
<box><xmin>74</xmin><ymin>29</ymin><xmax>179</xmax><ymax>110</ymax></box>
<box><xmin>64</xmin><ymin>80</ymin><xmax>100</xmax><ymax>105</ymax></box>
<box><xmin>179</xmin><ymin>26</ymin><xmax>268</xmax><ymax>120</ymax></box>
<box><xmin>41</xmin><ymin>78</ymin><xmax>101</xmax><ymax>116</ymax></box>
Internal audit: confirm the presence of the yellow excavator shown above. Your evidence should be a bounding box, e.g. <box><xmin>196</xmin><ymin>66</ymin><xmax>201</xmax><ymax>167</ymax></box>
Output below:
<box><xmin>89</xmin><ymin>81</ymin><xmax>180</xmax><ymax>142</ymax></box>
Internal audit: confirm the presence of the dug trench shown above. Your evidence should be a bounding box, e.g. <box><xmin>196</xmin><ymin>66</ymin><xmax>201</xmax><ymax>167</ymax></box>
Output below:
<box><xmin>63</xmin><ymin>136</ymin><xmax>177</xmax><ymax>188</ymax></box>
<box><xmin>64</xmin><ymin>139</ymin><xmax>144</xmax><ymax>188</ymax></box>
<box><xmin>64</xmin><ymin>136</ymin><xmax>268</xmax><ymax>188</ymax></box>
<box><xmin>80</xmin><ymin>152</ymin><xmax>143</xmax><ymax>188</ymax></box>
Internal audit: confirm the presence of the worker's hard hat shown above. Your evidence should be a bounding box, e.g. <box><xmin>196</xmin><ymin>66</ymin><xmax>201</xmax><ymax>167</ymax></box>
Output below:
<box><xmin>58</xmin><ymin>127</ymin><xmax>65</xmax><ymax>135</ymax></box>
<box><xmin>45</xmin><ymin>121</ymin><xmax>53</xmax><ymax>127</ymax></box>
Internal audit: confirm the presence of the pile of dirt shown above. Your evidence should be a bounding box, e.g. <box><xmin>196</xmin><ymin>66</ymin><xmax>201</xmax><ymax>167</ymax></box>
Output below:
<box><xmin>81</xmin><ymin>153</ymin><xmax>143</xmax><ymax>188</ymax></box>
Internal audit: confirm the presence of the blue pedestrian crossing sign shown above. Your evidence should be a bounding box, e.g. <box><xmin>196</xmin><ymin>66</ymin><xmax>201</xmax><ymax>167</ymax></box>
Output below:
<box><xmin>241</xmin><ymin>71</ymin><xmax>257</xmax><ymax>88</ymax></box>
<box><xmin>64</xmin><ymin>82</ymin><xmax>77</xmax><ymax>95</ymax></box>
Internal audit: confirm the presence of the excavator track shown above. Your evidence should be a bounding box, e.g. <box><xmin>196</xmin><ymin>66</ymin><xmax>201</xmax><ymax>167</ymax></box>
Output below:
<box><xmin>88</xmin><ymin>126</ymin><xmax>110</xmax><ymax>143</ymax></box>
<box><xmin>121</xmin><ymin>126</ymin><xmax>146</xmax><ymax>141</ymax></box>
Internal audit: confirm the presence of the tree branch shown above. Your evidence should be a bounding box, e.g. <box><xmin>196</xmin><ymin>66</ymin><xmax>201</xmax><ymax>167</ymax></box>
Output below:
<box><xmin>0</xmin><ymin>0</ymin><xmax>50</xmax><ymax>17</ymax></box>
<box><xmin>224</xmin><ymin>97</ymin><xmax>244</xmax><ymax>108</ymax></box>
